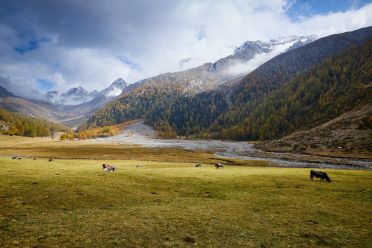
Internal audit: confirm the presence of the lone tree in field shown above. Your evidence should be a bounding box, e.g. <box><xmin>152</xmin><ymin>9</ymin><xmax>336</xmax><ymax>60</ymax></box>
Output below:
<box><xmin>50</xmin><ymin>127</ymin><xmax>56</xmax><ymax>139</ymax></box>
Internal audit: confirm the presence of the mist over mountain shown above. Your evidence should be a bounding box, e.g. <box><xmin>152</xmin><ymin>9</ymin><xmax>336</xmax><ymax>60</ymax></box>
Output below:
<box><xmin>115</xmin><ymin>35</ymin><xmax>317</xmax><ymax>101</ymax></box>
<box><xmin>0</xmin><ymin>86</ymin><xmax>13</xmax><ymax>98</ymax></box>
<box><xmin>206</xmin><ymin>35</ymin><xmax>317</xmax><ymax>75</ymax></box>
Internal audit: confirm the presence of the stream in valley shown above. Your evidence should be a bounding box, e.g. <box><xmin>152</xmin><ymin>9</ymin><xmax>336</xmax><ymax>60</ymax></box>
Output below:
<box><xmin>91</xmin><ymin>122</ymin><xmax>372</xmax><ymax>170</ymax></box>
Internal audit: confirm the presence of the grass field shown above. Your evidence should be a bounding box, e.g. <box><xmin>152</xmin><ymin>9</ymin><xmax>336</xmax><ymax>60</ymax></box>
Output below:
<box><xmin>0</xmin><ymin>135</ymin><xmax>268</xmax><ymax>166</ymax></box>
<box><xmin>0</xmin><ymin>157</ymin><xmax>371</xmax><ymax>247</ymax></box>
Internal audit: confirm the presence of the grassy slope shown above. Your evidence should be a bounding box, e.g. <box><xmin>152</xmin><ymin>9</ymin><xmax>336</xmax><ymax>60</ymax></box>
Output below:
<box><xmin>0</xmin><ymin>158</ymin><xmax>371</xmax><ymax>247</ymax></box>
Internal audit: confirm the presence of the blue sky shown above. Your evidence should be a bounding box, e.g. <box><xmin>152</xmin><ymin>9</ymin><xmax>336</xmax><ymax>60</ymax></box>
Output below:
<box><xmin>13</xmin><ymin>33</ymin><xmax>49</xmax><ymax>55</ymax></box>
<box><xmin>0</xmin><ymin>0</ymin><xmax>371</xmax><ymax>98</ymax></box>
<box><xmin>14</xmin><ymin>40</ymin><xmax>39</xmax><ymax>55</ymax></box>
<box><xmin>36</xmin><ymin>79</ymin><xmax>55</xmax><ymax>92</ymax></box>
<box><xmin>287</xmin><ymin>0</ymin><xmax>371</xmax><ymax>19</ymax></box>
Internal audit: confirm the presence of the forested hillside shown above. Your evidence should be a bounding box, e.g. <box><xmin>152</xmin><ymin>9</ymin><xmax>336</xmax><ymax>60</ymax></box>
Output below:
<box><xmin>0</xmin><ymin>109</ymin><xmax>69</xmax><ymax>137</ymax></box>
<box><xmin>210</xmin><ymin>41</ymin><xmax>372</xmax><ymax>140</ymax></box>
<box><xmin>85</xmin><ymin>83</ymin><xmax>185</xmax><ymax>136</ymax></box>
<box><xmin>85</xmin><ymin>27</ymin><xmax>372</xmax><ymax>140</ymax></box>
<box><xmin>172</xmin><ymin>26</ymin><xmax>372</xmax><ymax>138</ymax></box>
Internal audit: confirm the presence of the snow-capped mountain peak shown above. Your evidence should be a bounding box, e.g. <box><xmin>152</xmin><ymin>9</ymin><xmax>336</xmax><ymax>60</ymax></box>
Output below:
<box><xmin>43</xmin><ymin>78</ymin><xmax>128</xmax><ymax>106</ymax></box>
<box><xmin>88</xmin><ymin>90</ymin><xmax>100</xmax><ymax>98</ymax></box>
<box><xmin>46</xmin><ymin>87</ymin><xmax>90</xmax><ymax>105</ymax></box>
<box><xmin>101</xmin><ymin>78</ymin><xmax>128</xmax><ymax>97</ymax></box>
<box><xmin>233</xmin><ymin>35</ymin><xmax>317</xmax><ymax>59</ymax></box>
<box><xmin>209</xmin><ymin>35</ymin><xmax>317</xmax><ymax>75</ymax></box>
<box><xmin>233</xmin><ymin>40</ymin><xmax>271</xmax><ymax>59</ymax></box>
<box><xmin>61</xmin><ymin>87</ymin><xmax>88</xmax><ymax>97</ymax></box>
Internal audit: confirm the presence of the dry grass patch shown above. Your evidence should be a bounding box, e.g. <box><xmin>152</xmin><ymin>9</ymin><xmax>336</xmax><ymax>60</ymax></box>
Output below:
<box><xmin>0</xmin><ymin>135</ymin><xmax>268</xmax><ymax>166</ymax></box>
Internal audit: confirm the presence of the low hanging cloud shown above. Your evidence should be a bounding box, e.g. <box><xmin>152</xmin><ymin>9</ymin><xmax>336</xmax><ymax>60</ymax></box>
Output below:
<box><xmin>0</xmin><ymin>0</ymin><xmax>371</xmax><ymax>96</ymax></box>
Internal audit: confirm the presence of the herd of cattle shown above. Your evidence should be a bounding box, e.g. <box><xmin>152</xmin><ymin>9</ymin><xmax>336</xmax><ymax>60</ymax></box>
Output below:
<box><xmin>10</xmin><ymin>156</ymin><xmax>331</xmax><ymax>182</ymax></box>
<box><xmin>12</xmin><ymin>156</ymin><xmax>53</xmax><ymax>161</ymax></box>
<box><xmin>101</xmin><ymin>163</ymin><xmax>331</xmax><ymax>182</ymax></box>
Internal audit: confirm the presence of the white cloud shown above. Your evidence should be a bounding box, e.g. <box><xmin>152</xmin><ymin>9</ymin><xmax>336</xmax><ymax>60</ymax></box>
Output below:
<box><xmin>0</xmin><ymin>0</ymin><xmax>371</xmax><ymax>95</ymax></box>
<box><xmin>296</xmin><ymin>4</ymin><xmax>372</xmax><ymax>37</ymax></box>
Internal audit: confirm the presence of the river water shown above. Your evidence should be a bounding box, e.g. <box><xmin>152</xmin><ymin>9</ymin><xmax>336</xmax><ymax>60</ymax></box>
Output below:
<box><xmin>91</xmin><ymin>122</ymin><xmax>371</xmax><ymax>170</ymax></box>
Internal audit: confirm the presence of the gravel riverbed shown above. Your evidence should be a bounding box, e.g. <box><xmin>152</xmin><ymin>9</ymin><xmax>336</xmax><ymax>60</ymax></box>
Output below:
<box><xmin>90</xmin><ymin>122</ymin><xmax>372</xmax><ymax>170</ymax></box>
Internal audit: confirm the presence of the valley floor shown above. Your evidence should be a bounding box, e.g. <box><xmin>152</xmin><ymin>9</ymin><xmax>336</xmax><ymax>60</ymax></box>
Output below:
<box><xmin>86</xmin><ymin>122</ymin><xmax>372</xmax><ymax>170</ymax></box>
<box><xmin>0</xmin><ymin>157</ymin><xmax>371</xmax><ymax>247</ymax></box>
<box><xmin>0</xmin><ymin>121</ymin><xmax>371</xmax><ymax>170</ymax></box>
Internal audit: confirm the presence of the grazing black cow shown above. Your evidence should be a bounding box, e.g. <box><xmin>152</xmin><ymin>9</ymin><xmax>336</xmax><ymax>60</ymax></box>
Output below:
<box><xmin>49</xmin><ymin>158</ymin><xmax>54</xmax><ymax>162</ymax></box>
<box><xmin>215</xmin><ymin>163</ymin><xmax>224</xmax><ymax>169</ymax></box>
<box><xmin>310</xmin><ymin>170</ymin><xmax>331</xmax><ymax>182</ymax></box>
<box><xmin>17</xmin><ymin>157</ymin><xmax>22</xmax><ymax>160</ymax></box>
<box><xmin>34</xmin><ymin>157</ymin><xmax>38</xmax><ymax>160</ymax></box>
<box><xmin>12</xmin><ymin>156</ymin><xmax>17</xmax><ymax>160</ymax></box>
<box><xmin>195</xmin><ymin>163</ymin><xmax>202</xmax><ymax>167</ymax></box>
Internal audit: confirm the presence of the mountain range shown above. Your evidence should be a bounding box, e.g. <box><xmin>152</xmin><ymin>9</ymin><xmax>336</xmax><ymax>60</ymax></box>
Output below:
<box><xmin>1</xmin><ymin>27</ymin><xmax>371</xmax><ymax>156</ymax></box>
<box><xmin>0</xmin><ymin>35</ymin><xmax>317</xmax><ymax>127</ymax></box>
<box><xmin>45</xmin><ymin>78</ymin><xmax>128</xmax><ymax>105</ymax></box>
<box><xmin>0</xmin><ymin>78</ymin><xmax>128</xmax><ymax>126</ymax></box>
<box><xmin>127</xmin><ymin>35</ymin><xmax>317</xmax><ymax>97</ymax></box>
<box><xmin>86</xmin><ymin>26</ymin><xmax>372</xmax><ymax>155</ymax></box>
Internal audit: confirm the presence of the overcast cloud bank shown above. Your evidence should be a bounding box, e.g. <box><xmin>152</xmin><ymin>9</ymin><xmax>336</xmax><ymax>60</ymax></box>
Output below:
<box><xmin>0</xmin><ymin>0</ymin><xmax>371</xmax><ymax>95</ymax></box>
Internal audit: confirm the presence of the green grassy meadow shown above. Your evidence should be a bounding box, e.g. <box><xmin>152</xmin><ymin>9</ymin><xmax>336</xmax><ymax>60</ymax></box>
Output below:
<box><xmin>0</xmin><ymin>157</ymin><xmax>371</xmax><ymax>247</ymax></box>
